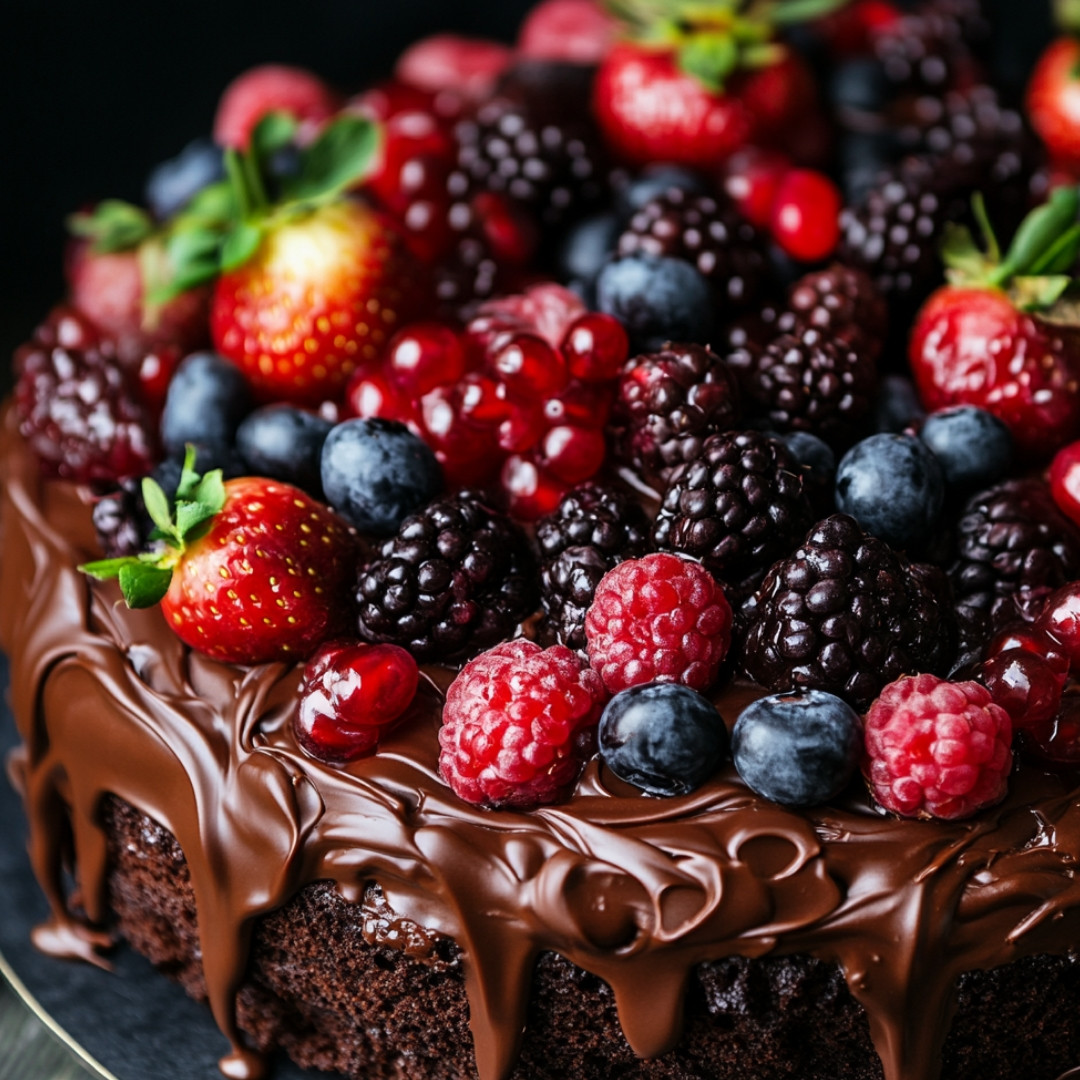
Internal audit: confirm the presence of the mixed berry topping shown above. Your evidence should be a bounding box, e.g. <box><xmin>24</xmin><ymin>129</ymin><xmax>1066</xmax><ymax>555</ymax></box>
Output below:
<box><xmin>16</xmin><ymin>0</ymin><xmax>1080</xmax><ymax>819</ymax></box>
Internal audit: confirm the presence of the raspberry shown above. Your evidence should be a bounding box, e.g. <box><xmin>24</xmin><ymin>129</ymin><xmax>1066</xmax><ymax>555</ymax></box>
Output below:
<box><xmin>585</xmin><ymin>553</ymin><xmax>733</xmax><ymax>695</ymax></box>
<box><xmin>14</xmin><ymin>308</ymin><xmax>159</xmax><ymax>484</ymax></box>
<box><xmin>617</xmin><ymin>189</ymin><xmax>770</xmax><ymax>316</ymax></box>
<box><xmin>438</xmin><ymin>639</ymin><xmax>607</xmax><ymax>809</ymax></box>
<box><xmin>536</xmin><ymin>482</ymin><xmax>651</xmax><ymax>648</ymax></box>
<box><xmin>949</xmin><ymin>479</ymin><xmax>1080</xmax><ymax>662</ymax></box>
<box><xmin>610</xmin><ymin>343</ymin><xmax>742</xmax><ymax>485</ymax></box>
<box><xmin>742</xmin><ymin>515</ymin><xmax>956</xmax><ymax>708</ymax></box>
<box><xmin>863</xmin><ymin>673</ymin><xmax>1012</xmax><ymax>821</ymax></box>
<box><xmin>653</xmin><ymin>430</ymin><xmax>814</xmax><ymax>586</ymax></box>
<box><xmin>355</xmin><ymin>491</ymin><xmax>538</xmax><ymax>662</ymax></box>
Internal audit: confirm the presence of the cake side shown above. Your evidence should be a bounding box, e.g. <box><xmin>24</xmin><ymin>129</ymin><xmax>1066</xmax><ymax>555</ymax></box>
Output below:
<box><xmin>6</xmin><ymin>399</ymin><xmax>1080</xmax><ymax>1080</ymax></box>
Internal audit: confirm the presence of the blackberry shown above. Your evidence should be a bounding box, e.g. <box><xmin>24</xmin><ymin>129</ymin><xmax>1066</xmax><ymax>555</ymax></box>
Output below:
<box><xmin>14</xmin><ymin>308</ymin><xmax>159</xmax><ymax>484</ymax></box>
<box><xmin>729</xmin><ymin>328</ymin><xmax>876</xmax><ymax>448</ymax></box>
<box><xmin>785</xmin><ymin>265</ymin><xmax>888</xmax><ymax>357</ymax></box>
<box><xmin>92</xmin><ymin>480</ymin><xmax>145</xmax><ymax>558</ymax></box>
<box><xmin>536</xmin><ymin>483</ymin><xmax>651</xmax><ymax>648</ymax></box>
<box><xmin>742</xmin><ymin>514</ymin><xmax>957</xmax><ymax>708</ymax></box>
<box><xmin>453</xmin><ymin>95</ymin><xmax>608</xmax><ymax>229</ymax></box>
<box><xmin>653</xmin><ymin>431</ymin><xmax>814</xmax><ymax>586</ymax></box>
<box><xmin>949</xmin><ymin>480</ymin><xmax>1080</xmax><ymax>662</ymax></box>
<box><xmin>355</xmin><ymin>491</ymin><xmax>538</xmax><ymax>661</ymax></box>
<box><xmin>610</xmin><ymin>343</ymin><xmax>742</xmax><ymax>485</ymax></box>
<box><xmin>617</xmin><ymin>190</ymin><xmax>769</xmax><ymax>316</ymax></box>
<box><xmin>872</xmin><ymin>2</ymin><xmax>983</xmax><ymax>98</ymax></box>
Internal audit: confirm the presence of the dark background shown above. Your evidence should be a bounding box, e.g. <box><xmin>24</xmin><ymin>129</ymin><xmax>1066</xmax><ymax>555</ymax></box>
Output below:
<box><xmin>0</xmin><ymin>0</ymin><xmax>1054</xmax><ymax>391</ymax></box>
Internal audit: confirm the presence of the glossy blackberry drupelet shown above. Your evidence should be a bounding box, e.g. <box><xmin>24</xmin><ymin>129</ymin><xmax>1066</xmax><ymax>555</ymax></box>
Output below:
<box><xmin>785</xmin><ymin>265</ymin><xmax>887</xmax><ymax>357</ymax></box>
<box><xmin>742</xmin><ymin>514</ymin><xmax>957</xmax><ymax>708</ymax></box>
<box><xmin>536</xmin><ymin>483</ymin><xmax>652</xmax><ymax>649</ymax></box>
<box><xmin>949</xmin><ymin>479</ymin><xmax>1080</xmax><ymax>663</ymax></box>
<box><xmin>731</xmin><ymin>328</ymin><xmax>876</xmax><ymax>448</ymax></box>
<box><xmin>453</xmin><ymin>94</ymin><xmax>608</xmax><ymax>229</ymax></box>
<box><xmin>617</xmin><ymin>190</ymin><xmax>769</xmax><ymax>317</ymax></box>
<box><xmin>102</xmin><ymin>794</ymin><xmax>1080</xmax><ymax>1080</ymax></box>
<box><xmin>653</xmin><ymin>430</ymin><xmax>814</xmax><ymax>585</ymax></box>
<box><xmin>92</xmin><ymin>480</ymin><xmax>145</xmax><ymax>558</ymax></box>
<box><xmin>355</xmin><ymin>491</ymin><xmax>538</xmax><ymax>662</ymax></box>
<box><xmin>610</xmin><ymin>343</ymin><xmax>742</xmax><ymax>485</ymax></box>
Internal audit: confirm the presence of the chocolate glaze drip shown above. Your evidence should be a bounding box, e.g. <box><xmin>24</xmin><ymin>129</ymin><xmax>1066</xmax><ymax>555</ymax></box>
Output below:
<box><xmin>4</xmin><ymin>403</ymin><xmax>1080</xmax><ymax>1080</ymax></box>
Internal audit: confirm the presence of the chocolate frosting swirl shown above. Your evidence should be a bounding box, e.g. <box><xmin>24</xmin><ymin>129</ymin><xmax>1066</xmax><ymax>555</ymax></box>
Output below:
<box><xmin>4</xmin><ymin>404</ymin><xmax>1080</xmax><ymax>1080</ymax></box>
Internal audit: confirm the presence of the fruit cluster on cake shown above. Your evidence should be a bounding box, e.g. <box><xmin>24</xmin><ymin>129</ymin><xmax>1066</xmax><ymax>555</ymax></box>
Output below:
<box><xmin>10</xmin><ymin>1</ymin><xmax>1080</xmax><ymax>1078</ymax></box>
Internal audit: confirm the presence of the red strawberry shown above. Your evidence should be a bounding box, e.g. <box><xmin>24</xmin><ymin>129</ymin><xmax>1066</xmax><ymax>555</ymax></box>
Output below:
<box><xmin>211</xmin><ymin>199</ymin><xmax>423</xmax><ymax>403</ymax></box>
<box><xmin>909</xmin><ymin>189</ymin><xmax>1080</xmax><ymax>460</ymax></box>
<box><xmin>213</xmin><ymin>64</ymin><xmax>339</xmax><ymax>149</ymax></box>
<box><xmin>592</xmin><ymin>2</ymin><xmax>820</xmax><ymax>170</ymax></box>
<box><xmin>1027</xmin><ymin>37</ymin><xmax>1080</xmax><ymax>166</ymax></box>
<box><xmin>81</xmin><ymin>457</ymin><xmax>356</xmax><ymax>664</ymax></box>
<box><xmin>517</xmin><ymin>0</ymin><xmax>619</xmax><ymax>63</ymax></box>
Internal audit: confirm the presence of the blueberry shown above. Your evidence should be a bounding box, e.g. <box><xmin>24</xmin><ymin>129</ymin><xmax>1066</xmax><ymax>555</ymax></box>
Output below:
<box><xmin>595</xmin><ymin>255</ymin><xmax>714</xmax><ymax>352</ymax></box>
<box><xmin>236</xmin><ymin>405</ymin><xmax>334</xmax><ymax>498</ymax></box>
<box><xmin>144</xmin><ymin>138</ymin><xmax>225</xmax><ymax>220</ymax></box>
<box><xmin>835</xmin><ymin>433</ymin><xmax>945</xmax><ymax>550</ymax></box>
<box><xmin>598</xmin><ymin>682</ymin><xmax>728</xmax><ymax>797</ymax></box>
<box><xmin>321</xmin><ymin>418</ymin><xmax>442</xmax><ymax>535</ymax></box>
<box><xmin>152</xmin><ymin>444</ymin><xmax>247</xmax><ymax>499</ymax></box>
<box><xmin>731</xmin><ymin>690</ymin><xmax>861</xmax><ymax>807</ymax></box>
<box><xmin>874</xmin><ymin>374</ymin><xmax>926</xmax><ymax>434</ymax></box>
<box><xmin>778</xmin><ymin>431</ymin><xmax>836</xmax><ymax>484</ymax></box>
<box><xmin>556</xmin><ymin>211</ymin><xmax>621</xmax><ymax>287</ymax></box>
<box><xmin>919</xmin><ymin>406</ymin><xmax>1013</xmax><ymax>490</ymax></box>
<box><xmin>616</xmin><ymin>164</ymin><xmax>709</xmax><ymax>219</ymax></box>
<box><xmin>160</xmin><ymin>352</ymin><xmax>252</xmax><ymax>457</ymax></box>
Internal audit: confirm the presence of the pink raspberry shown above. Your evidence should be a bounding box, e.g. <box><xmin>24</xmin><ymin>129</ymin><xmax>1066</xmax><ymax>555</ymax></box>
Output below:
<box><xmin>863</xmin><ymin>674</ymin><xmax>1013</xmax><ymax>821</ymax></box>
<box><xmin>584</xmin><ymin>553</ymin><xmax>732</xmax><ymax>695</ymax></box>
<box><xmin>438</xmin><ymin>640</ymin><xmax>607</xmax><ymax>810</ymax></box>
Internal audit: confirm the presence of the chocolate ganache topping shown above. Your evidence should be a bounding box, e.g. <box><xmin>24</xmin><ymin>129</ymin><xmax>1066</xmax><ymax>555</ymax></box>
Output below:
<box><xmin>4</xmin><ymin>403</ymin><xmax>1080</xmax><ymax>1080</ymax></box>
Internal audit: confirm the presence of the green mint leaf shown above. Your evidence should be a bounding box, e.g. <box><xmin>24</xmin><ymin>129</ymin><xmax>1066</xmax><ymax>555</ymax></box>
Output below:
<box><xmin>678</xmin><ymin>32</ymin><xmax>738</xmax><ymax>91</ymax></box>
<box><xmin>141</xmin><ymin>477</ymin><xmax>176</xmax><ymax>538</ymax></box>
<box><xmin>220</xmin><ymin>221</ymin><xmax>264</xmax><ymax>272</ymax></box>
<box><xmin>252</xmin><ymin>111</ymin><xmax>300</xmax><ymax>162</ymax></box>
<box><xmin>67</xmin><ymin>200</ymin><xmax>155</xmax><ymax>253</ymax></box>
<box><xmin>287</xmin><ymin>115</ymin><xmax>381</xmax><ymax>202</ymax></box>
<box><xmin>118</xmin><ymin>563</ymin><xmax>173</xmax><ymax>608</ymax></box>
<box><xmin>176</xmin><ymin>445</ymin><xmax>202</xmax><ymax>502</ymax></box>
<box><xmin>78</xmin><ymin>556</ymin><xmax>136</xmax><ymax>581</ymax></box>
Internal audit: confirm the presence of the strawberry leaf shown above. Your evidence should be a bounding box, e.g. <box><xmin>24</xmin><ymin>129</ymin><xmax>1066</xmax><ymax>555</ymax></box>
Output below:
<box><xmin>118</xmin><ymin>564</ymin><xmax>174</xmax><ymax>609</ymax></box>
<box><xmin>67</xmin><ymin>200</ymin><xmax>155</xmax><ymax>254</ymax></box>
<box><xmin>79</xmin><ymin>556</ymin><xmax>138</xmax><ymax>581</ymax></box>
<box><xmin>764</xmin><ymin>0</ymin><xmax>851</xmax><ymax>25</ymax></box>
<box><xmin>220</xmin><ymin>221</ymin><xmax>264</xmax><ymax>272</ymax></box>
<box><xmin>192</xmin><ymin>469</ymin><xmax>227</xmax><ymax>518</ymax></box>
<box><xmin>251</xmin><ymin>110</ymin><xmax>300</xmax><ymax>163</ymax></box>
<box><xmin>997</xmin><ymin>186</ymin><xmax>1080</xmax><ymax>282</ymax></box>
<box><xmin>142</xmin><ymin>477</ymin><xmax>176</xmax><ymax>539</ymax></box>
<box><xmin>678</xmin><ymin>31</ymin><xmax>739</xmax><ymax>91</ymax></box>
<box><xmin>176</xmin><ymin>445</ymin><xmax>202</xmax><ymax>502</ymax></box>
<box><xmin>1012</xmin><ymin>274</ymin><xmax>1073</xmax><ymax>312</ymax></box>
<box><xmin>287</xmin><ymin>115</ymin><xmax>381</xmax><ymax>202</ymax></box>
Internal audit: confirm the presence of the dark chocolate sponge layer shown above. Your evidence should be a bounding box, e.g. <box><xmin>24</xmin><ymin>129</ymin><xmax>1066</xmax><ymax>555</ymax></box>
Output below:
<box><xmin>102</xmin><ymin>796</ymin><xmax>1080</xmax><ymax>1080</ymax></box>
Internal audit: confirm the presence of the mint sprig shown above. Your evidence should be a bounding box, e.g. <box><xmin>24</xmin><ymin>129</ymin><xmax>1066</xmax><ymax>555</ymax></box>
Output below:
<box><xmin>942</xmin><ymin>186</ymin><xmax>1080</xmax><ymax>313</ymax></box>
<box><xmin>79</xmin><ymin>447</ymin><xmax>226</xmax><ymax>609</ymax></box>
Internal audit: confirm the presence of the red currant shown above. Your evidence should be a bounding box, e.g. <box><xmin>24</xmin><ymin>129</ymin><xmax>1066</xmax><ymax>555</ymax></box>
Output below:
<box><xmin>135</xmin><ymin>345</ymin><xmax>182</xmax><ymax>412</ymax></box>
<box><xmin>1038</xmin><ymin>581</ymin><xmax>1080</xmax><ymax>667</ymax></box>
<box><xmin>496</xmin><ymin>402</ymin><xmax>546</xmax><ymax>454</ymax></box>
<box><xmin>561</xmin><ymin>313</ymin><xmax>629</xmax><ymax>383</ymax></box>
<box><xmin>770</xmin><ymin>169</ymin><xmax>842</xmax><ymax>262</ymax></box>
<box><xmin>537</xmin><ymin>424</ymin><xmax>606</xmax><ymax>484</ymax></box>
<box><xmin>344</xmin><ymin>367</ymin><xmax>418</xmax><ymax>426</ymax></box>
<box><xmin>472</xmin><ymin>191</ymin><xmax>536</xmax><ymax>265</ymax></box>
<box><xmin>489</xmin><ymin>334</ymin><xmax>568</xmax><ymax>397</ymax></box>
<box><xmin>980</xmin><ymin>649</ymin><xmax>1065</xmax><ymax>732</ymax></box>
<box><xmin>419</xmin><ymin>385</ymin><xmax>498</xmax><ymax>486</ymax></box>
<box><xmin>501</xmin><ymin>455</ymin><xmax>566</xmax><ymax>520</ymax></box>
<box><xmin>544</xmin><ymin>381</ymin><xmax>615</xmax><ymax>428</ymax></box>
<box><xmin>721</xmin><ymin>147</ymin><xmax>790</xmax><ymax>230</ymax></box>
<box><xmin>294</xmin><ymin>641</ymin><xmax>419</xmax><ymax>765</ymax></box>
<box><xmin>385</xmin><ymin>323</ymin><xmax>466</xmax><ymax>398</ymax></box>
<box><xmin>1050</xmin><ymin>441</ymin><xmax>1080</xmax><ymax>528</ymax></box>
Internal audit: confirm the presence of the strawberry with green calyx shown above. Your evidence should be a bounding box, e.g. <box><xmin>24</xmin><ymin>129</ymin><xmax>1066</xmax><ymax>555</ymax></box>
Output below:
<box><xmin>80</xmin><ymin>448</ymin><xmax>357</xmax><ymax>664</ymax></box>
<box><xmin>909</xmin><ymin>187</ymin><xmax>1080</xmax><ymax>460</ymax></box>
<box><xmin>1027</xmin><ymin>0</ymin><xmax>1080</xmax><ymax>167</ymax></box>
<box><xmin>593</xmin><ymin>0</ymin><xmax>848</xmax><ymax>168</ymax></box>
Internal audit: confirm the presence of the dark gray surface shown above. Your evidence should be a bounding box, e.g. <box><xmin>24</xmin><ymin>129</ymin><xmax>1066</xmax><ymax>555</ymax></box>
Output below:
<box><xmin>0</xmin><ymin>653</ymin><xmax>310</xmax><ymax>1080</ymax></box>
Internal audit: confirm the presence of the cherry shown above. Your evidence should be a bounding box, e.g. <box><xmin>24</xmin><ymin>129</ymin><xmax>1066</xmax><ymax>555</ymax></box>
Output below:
<box><xmin>721</xmin><ymin>147</ymin><xmax>790</xmax><ymax>230</ymax></box>
<box><xmin>294</xmin><ymin>640</ymin><xmax>419</xmax><ymax>765</ymax></box>
<box><xmin>386</xmin><ymin>323</ymin><xmax>466</xmax><ymax>398</ymax></box>
<box><xmin>1019</xmin><ymin>693</ymin><xmax>1080</xmax><ymax>769</ymax></box>
<box><xmin>980</xmin><ymin>649</ymin><xmax>1065</xmax><ymax>732</ymax></box>
<box><xmin>501</xmin><ymin>455</ymin><xmax>566</xmax><ymax>520</ymax></box>
<box><xmin>1038</xmin><ymin>581</ymin><xmax>1080</xmax><ymax>667</ymax></box>
<box><xmin>1050</xmin><ymin>441</ymin><xmax>1080</xmax><ymax>528</ymax></box>
<box><xmin>985</xmin><ymin>626</ymin><xmax>1070</xmax><ymax>682</ymax></box>
<box><xmin>770</xmin><ymin>169</ymin><xmax>842</xmax><ymax>262</ymax></box>
<box><xmin>489</xmin><ymin>334</ymin><xmax>568</xmax><ymax>397</ymax></box>
<box><xmin>538</xmin><ymin>424</ymin><xmax>606</xmax><ymax>484</ymax></box>
<box><xmin>561</xmin><ymin>313</ymin><xmax>629</xmax><ymax>383</ymax></box>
